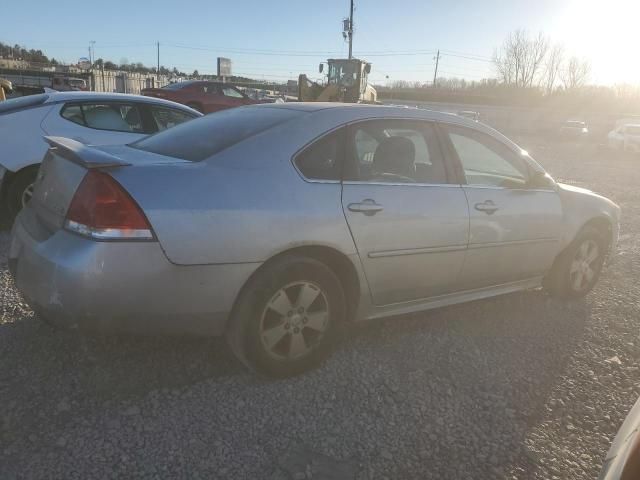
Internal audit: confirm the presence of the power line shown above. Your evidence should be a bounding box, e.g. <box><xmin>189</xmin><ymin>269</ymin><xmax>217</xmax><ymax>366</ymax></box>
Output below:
<box><xmin>437</xmin><ymin>69</ymin><xmax>494</xmax><ymax>79</ymax></box>
<box><xmin>441</xmin><ymin>51</ymin><xmax>493</xmax><ymax>63</ymax></box>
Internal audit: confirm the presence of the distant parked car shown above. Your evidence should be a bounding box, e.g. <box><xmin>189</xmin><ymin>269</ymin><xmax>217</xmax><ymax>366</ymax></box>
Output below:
<box><xmin>559</xmin><ymin>120</ymin><xmax>589</xmax><ymax>140</ymax></box>
<box><xmin>51</xmin><ymin>76</ymin><xmax>88</xmax><ymax>92</ymax></box>
<box><xmin>142</xmin><ymin>81</ymin><xmax>259</xmax><ymax>114</ymax></box>
<box><xmin>608</xmin><ymin>124</ymin><xmax>640</xmax><ymax>153</ymax></box>
<box><xmin>599</xmin><ymin>395</ymin><xmax>640</xmax><ymax>480</ymax></box>
<box><xmin>0</xmin><ymin>91</ymin><xmax>200</xmax><ymax>221</ymax></box>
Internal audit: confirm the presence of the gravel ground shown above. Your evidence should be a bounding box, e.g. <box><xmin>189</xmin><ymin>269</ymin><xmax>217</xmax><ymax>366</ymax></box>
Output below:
<box><xmin>0</xmin><ymin>140</ymin><xmax>638</xmax><ymax>479</ymax></box>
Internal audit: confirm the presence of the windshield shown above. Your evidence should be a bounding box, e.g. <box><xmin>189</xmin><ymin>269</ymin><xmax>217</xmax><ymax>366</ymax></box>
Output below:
<box><xmin>131</xmin><ymin>106</ymin><xmax>304</xmax><ymax>161</ymax></box>
<box><xmin>328</xmin><ymin>62</ymin><xmax>358</xmax><ymax>87</ymax></box>
<box><xmin>0</xmin><ymin>93</ymin><xmax>49</xmax><ymax>114</ymax></box>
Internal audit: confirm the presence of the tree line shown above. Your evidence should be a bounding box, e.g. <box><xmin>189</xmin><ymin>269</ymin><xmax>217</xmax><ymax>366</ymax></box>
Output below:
<box><xmin>493</xmin><ymin>30</ymin><xmax>590</xmax><ymax>91</ymax></box>
<box><xmin>0</xmin><ymin>42</ymin><xmax>192</xmax><ymax>77</ymax></box>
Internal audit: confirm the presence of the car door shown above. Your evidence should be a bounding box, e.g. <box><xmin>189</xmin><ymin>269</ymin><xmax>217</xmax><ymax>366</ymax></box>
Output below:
<box><xmin>43</xmin><ymin>101</ymin><xmax>148</xmax><ymax>145</ymax></box>
<box><xmin>440</xmin><ymin>123</ymin><xmax>563</xmax><ymax>290</ymax></box>
<box><xmin>341</xmin><ymin>119</ymin><xmax>469</xmax><ymax>306</ymax></box>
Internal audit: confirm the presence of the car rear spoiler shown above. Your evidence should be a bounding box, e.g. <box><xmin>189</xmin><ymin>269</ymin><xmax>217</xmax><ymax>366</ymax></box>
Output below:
<box><xmin>44</xmin><ymin>136</ymin><xmax>131</xmax><ymax>169</ymax></box>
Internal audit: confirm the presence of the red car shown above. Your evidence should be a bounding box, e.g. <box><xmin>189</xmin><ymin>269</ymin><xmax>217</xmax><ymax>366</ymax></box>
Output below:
<box><xmin>142</xmin><ymin>81</ymin><xmax>258</xmax><ymax>114</ymax></box>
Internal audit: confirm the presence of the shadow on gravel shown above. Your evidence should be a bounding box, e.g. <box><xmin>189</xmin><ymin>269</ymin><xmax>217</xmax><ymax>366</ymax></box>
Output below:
<box><xmin>338</xmin><ymin>289</ymin><xmax>592</xmax><ymax>478</ymax></box>
<box><xmin>0</xmin><ymin>315</ymin><xmax>244</xmax><ymax>398</ymax></box>
<box><xmin>1</xmin><ymin>220</ymin><xmax>595</xmax><ymax>479</ymax></box>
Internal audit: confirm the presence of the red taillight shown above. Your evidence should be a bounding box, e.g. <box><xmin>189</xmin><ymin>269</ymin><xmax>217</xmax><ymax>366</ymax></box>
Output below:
<box><xmin>65</xmin><ymin>170</ymin><xmax>154</xmax><ymax>240</ymax></box>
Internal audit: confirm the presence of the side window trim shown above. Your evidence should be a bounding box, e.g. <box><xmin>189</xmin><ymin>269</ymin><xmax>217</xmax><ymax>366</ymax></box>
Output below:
<box><xmin>291</xmin><ymin>126</ymin><xmax>346</xmax><ymax>183</ymax></box>
<box><xmin>343</xmin><ymin>119</ymin><xmax>455</xmax><ymax>186</ymax></box>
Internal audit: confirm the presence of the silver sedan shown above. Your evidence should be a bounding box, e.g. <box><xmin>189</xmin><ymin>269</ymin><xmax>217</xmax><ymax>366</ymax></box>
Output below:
<box><xmin>9</xmin><ymin>103</ymin><xmax>620</xmax><ymax>376</ymax></box>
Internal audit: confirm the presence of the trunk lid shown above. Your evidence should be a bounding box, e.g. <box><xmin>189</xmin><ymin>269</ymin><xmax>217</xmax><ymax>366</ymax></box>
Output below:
<box><xmin>30</xmin><ymin>137</ymin><xmax>187</xmax><ymax>233</ymax></box>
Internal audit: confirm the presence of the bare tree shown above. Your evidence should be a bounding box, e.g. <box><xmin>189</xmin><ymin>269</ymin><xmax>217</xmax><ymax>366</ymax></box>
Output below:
<box><xmin>544</xmin><ymin>44</ymin><xmax>564</xmax><ymax>93</ymax></box>
<box><xmin>561</xmin><ymin>57</ymin><xmax>591</xmax><ymax>89</ymax></box>
<box><xmin>493</xmin><ymin>29</ymin><xmax>549</xmax><ymax>87</ymax></box>
<box><xmin>390</xmin><ymin>80</ymin><xmax>411</xmax><ymax>89</ymax></box>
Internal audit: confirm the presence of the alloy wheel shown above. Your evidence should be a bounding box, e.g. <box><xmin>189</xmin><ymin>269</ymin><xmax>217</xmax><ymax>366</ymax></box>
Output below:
<box><xmin>21</xmin><ymin>183</ymin><xmax>35</xmax><ymax>208</ymax></box>
<box><xmin>259</xmin><ymin>281</ymin><xmax>330</xmax><ymax>360</ymax></box>
<box><xmin>569</xmin><ymin>239</ymin><xmax>600</xmax><ymax>292</ymax></box>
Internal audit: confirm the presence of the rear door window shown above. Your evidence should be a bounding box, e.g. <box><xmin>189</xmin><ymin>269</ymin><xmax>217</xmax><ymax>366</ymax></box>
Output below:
<box><xmin>61</xmin><ymin>103</ymin><xmax>146</xmax><ymax>133</ymax></box>
<box><xmin>149</xmin><ymin>107</ymin><xmax>196</xmax><ymax>132</ymax></box>
<box><xmin>345</xmin><ymin>120</ymin><xmax>449</xmax><ymax>184</ymax></box>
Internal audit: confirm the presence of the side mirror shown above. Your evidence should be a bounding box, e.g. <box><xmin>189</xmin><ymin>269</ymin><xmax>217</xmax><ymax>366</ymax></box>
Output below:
<box><xmin>364</xmin><ymin>64</ymin><xmax>372</xmax><ymax>74</ymax></box>
<box><xmin>319</xmin><ymin>63</ymin><xmax>324</xmax><ymax>73</ymax></box>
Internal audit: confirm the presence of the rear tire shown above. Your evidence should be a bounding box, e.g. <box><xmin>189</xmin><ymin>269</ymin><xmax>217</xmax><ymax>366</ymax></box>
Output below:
<box><xmin>544</xmin><ymin>225</ymin><xmax>608</xmax><ymax>298</ymax></box>
<box><xmin>5</xmin><ymin>168</ymin><xmax>38</xmax><ymax>223</ymax></box>
<box><xmin>226</xmin><ymin>255</ymin><xmax>345</xmax><ymax>377</ymax></box>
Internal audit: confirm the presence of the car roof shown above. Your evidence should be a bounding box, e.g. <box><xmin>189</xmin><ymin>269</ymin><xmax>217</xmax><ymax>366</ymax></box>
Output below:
<box><xmin>43</xmin><ymin>91</ymin><xmax>202</xmax><ymax>114</ymax></box>
<box><xmin>251</xmin><ymin>101</ymin><xmax>477</xmax><ymax>124</ymax></box>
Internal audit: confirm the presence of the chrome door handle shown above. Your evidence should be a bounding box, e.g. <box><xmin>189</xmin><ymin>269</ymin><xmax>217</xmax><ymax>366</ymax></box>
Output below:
<box><xmin>474</xmin><ymin>200</ymin><xmax>499</xmax><ymax>215</ymax></box>
<box><xmin>348</xmin><ymin>199</ymin><xmax>384</xmax><ymax>216</ymax></box>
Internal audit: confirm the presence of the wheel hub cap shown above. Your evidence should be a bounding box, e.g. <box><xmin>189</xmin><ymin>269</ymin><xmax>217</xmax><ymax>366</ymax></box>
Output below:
<box><xmin>569</xmin><ymin>239</ymin><xmax>600</xmax><ymax>292</ymax></box>
<box><xmin>259</xmin><ymin>281</ymin><xmax>329</xmax><ymax>360</ymax></box>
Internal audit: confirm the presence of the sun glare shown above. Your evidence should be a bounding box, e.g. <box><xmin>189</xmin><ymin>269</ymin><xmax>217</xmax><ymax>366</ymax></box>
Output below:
<box><xmin>552</xmin><ymin>0</ymin><xmax>640</xmax><ymax>84</ymax></box>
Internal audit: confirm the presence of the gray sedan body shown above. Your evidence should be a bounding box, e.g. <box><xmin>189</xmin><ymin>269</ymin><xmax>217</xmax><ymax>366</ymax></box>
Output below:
<box><xmin>9</xmin><ymin>103</ymin><xmax>620</xmax><ymax>340</ymax></box>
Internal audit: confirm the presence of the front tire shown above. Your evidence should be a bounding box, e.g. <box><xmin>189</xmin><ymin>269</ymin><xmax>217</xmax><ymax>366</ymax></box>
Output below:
<box><xmin>544</xmin><ymin>226</ymin><xmax>608</xmax><ymax>298</ymax></box>
<box><xmin>226</xmin><ymin>256</ymin><xmax>345</xmax><ymax>377</ymax></box>
<box><xmin>6</xmin><ymin>168</ymin><xmax>38</xmax><ymax>223</ymax></box>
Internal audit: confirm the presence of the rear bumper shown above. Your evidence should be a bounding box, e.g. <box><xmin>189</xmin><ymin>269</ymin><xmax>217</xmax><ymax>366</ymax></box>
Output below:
<box><xmin>9</xmin><ymin>209</ymin><xmax>260</xmax><ymax>336</ymax></box>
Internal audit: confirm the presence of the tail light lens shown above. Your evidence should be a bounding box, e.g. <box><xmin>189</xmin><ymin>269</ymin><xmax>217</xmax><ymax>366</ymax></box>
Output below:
<box><xmin>64</xmin><ymin>170</ymin><xmax>154</xmax><ymax>240</ymax></box>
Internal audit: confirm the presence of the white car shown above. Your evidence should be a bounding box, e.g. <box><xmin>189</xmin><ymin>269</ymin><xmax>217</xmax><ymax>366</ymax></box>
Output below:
<box><xmin>607</xmin><ymin>123</ymin><xmax>640</xmax><ymax>153</ymax></box>
<box><xmin>0</xmin><ymin>92</ymin><xmax>201</xmax><ymax>220</ymax></box>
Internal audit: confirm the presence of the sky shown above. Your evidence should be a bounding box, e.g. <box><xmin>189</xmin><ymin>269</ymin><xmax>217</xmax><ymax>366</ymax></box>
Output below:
<box><xmin>3</xmin><ymin>0</ymin><xmax>639</xmax><ymax>86</ymax></box>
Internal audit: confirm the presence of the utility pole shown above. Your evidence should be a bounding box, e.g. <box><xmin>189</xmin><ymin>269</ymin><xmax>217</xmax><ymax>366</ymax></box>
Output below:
<box><xmin>433</xmin><ymin>49</ymin><xmax>441</xmax><ymax>87</ymax></box>
<box><xmin>348</xmin><ymin>0</ymin><xmax>354</xmax><ymax>59</ymax></box>
<box><xmin>157</xmin><ymin>41</ymin><xmax>160</xmax><ymax>75</ymax></box>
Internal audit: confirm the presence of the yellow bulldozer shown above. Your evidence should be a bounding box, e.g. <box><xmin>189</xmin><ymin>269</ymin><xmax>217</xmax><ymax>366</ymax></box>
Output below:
<box><xmin>0</xmin><ymin>77</ymin><xmax>13</xmax><ymax>101</ymax></box>
<box><xmin>298</xmin><ymin>58</ymin><xmax>377</xmax><ymax>103</ymax></box>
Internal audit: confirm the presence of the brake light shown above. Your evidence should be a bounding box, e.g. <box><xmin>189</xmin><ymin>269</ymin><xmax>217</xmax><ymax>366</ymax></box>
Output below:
<box><xmin>64</xmin><ymin>170</ymin><xmax>154</xmax><ymax>240</ymax></box>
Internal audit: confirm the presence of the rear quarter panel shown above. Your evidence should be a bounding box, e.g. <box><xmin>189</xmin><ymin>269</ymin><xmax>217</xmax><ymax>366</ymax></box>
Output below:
<box><xmin>111</xmin><ymin>113</ymin><xmax>360</xmax><ymax>265</ymax></box>
<box><xmin>0</xmin><ymin>105</ymin><xmax>53</xmax><ymax>172</ymax></box>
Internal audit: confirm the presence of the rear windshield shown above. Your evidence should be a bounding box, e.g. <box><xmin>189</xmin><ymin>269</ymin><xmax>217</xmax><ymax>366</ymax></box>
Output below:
<box><xmin>131</xmin><ymin>106</ymin><xmax>305</xmax><ymax>161</ymax></box>
<box><xmin>0</xmin><ymin>93</ymin><xmax>49</xmax><ymax>114</ymax></box>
